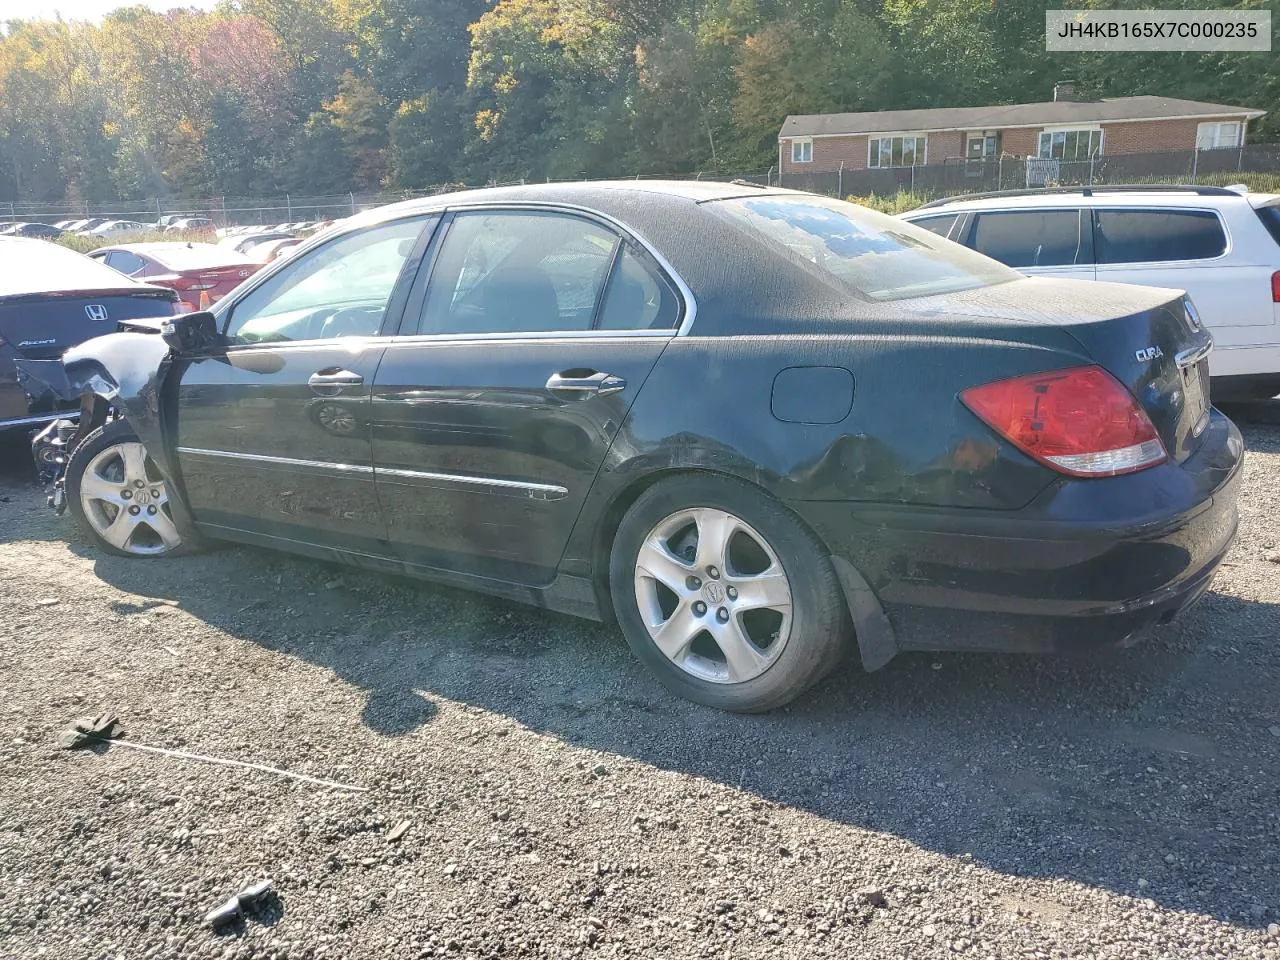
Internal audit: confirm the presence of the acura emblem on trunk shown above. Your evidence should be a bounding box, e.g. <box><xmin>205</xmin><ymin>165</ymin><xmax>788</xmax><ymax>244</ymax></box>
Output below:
<box><xmin>85</xmin><ymin>304</ymin><xmax>109</xmax><ymax>321</ymax></box>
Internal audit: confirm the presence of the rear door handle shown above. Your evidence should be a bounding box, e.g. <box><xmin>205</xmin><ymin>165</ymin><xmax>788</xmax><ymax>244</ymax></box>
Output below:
<box><xmin>309</xmin><ymin>369</ymin><xmax>364</xmax><ymax>389</ymax></box>
<box><xmin>545</xmin><ymin>371</ymin><xmax>626</xmax><ymax>396</ymax></box>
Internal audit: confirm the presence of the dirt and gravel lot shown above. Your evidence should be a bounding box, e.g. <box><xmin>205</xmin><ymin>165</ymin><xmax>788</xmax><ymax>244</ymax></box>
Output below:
<box><xmin>1</xmin><ymin>408</ymin><xmax>1279</xmax><ymax>960</ymax></box>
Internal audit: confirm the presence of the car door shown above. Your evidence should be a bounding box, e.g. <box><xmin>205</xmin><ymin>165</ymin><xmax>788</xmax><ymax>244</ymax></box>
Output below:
<box><xmin>370</xmin><ymin>207</ymin><xmax>684</xmax><ymax>585</ymax></box>
<box><xmin>962</xmin><ymin>208</ymin><xmax>1094</xmax><ymax>281</ymax></box>
<box><xmin>173</xmin><ymin>214</ymin><xmax>437</xmax><ymax>550</ymax></box>
<box><xmin>1090</xmin><ymin>207</ymin><xmax>1266</xmax><ymax>350</ymax></box>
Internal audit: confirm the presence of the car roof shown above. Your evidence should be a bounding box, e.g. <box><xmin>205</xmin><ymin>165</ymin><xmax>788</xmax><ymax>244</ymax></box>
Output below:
<box><xmin>344</xmin><ymin>179</ymin><xmax>800</xmax><ymax>229</ymax></box>
<box><xmin>906</xmin><ymin>186</ymin><xmax>1261</xmax><ymax>215</ymax></box>
<box><xmin>0</xmin><ymin>236</ymin><xmax>164</xmax><ymax>298</ymax></box>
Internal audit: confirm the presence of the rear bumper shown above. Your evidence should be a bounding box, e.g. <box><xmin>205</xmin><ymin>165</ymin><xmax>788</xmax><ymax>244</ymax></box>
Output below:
<box><xmin>793</xmin><ymin>409</ymin><xmax>1244</xmax><ymax>656</ymax></box>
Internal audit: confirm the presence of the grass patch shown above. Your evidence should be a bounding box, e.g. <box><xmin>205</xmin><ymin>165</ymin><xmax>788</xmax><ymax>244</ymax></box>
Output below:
<box><xmin>57</xmin><ymin>229</ymin><xmax>214</xmax><ymax>254</ymax></box>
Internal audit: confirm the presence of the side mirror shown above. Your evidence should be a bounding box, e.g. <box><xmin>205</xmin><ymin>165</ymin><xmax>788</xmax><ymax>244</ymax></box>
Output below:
<box><xmin>161</xmin><ymin>310</ymin><xmax>220</xmax><ymax>355</ymax></box>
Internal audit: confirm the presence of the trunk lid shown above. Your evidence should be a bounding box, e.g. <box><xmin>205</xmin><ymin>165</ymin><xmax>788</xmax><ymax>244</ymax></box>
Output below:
<box><xmin>0</xmin><ymin>290</ymin><xmax>176</xmax><ymax>360</ymax></box>
<box><xmin>910</xmin><ymin>276</ymin><xmax>1214</xmax><ymax>463</ymax></box>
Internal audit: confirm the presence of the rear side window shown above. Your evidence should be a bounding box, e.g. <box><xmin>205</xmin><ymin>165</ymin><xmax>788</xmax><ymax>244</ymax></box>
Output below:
<box><xmin>105</xmin><ymin>251</ymin><xmax>147</xmax><ymax>275</ymax></box>
<box><xmin>969</xmin><ymin>210</ymin><xmax>1087</xmax><ymax>268</ymax></box>
<box><xmin>715</xmin><ymin>196</ymin><xmax>1017</xmax><ymax>301</ymax></box>
<box><xmin>417</xmin><ymin>211</ymin><xmax>619</xmax><ymax>335</ymax></box>
<box><xmin>909</xmin><ymin>214</ymin><xmax>959</xmax><ymax>240</ymax></box>
<box><xmin>596</xmin><ymin>246</ymin><xmax>680</xmax><ymax>330</ymax></box>
<box><xmin>1093</xmin><ymin>209</ymin><xmax>1227</xmax><ymax>264</ymax></box>
<box><xmin>1255</xmin><ymin>204</ymin><xmax>1280</xmax><ymax>247</ymax></box>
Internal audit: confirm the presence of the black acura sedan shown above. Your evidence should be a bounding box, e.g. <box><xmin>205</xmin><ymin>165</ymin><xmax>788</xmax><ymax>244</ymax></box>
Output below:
<box><xmin>24</xmin><ymin>181</ymin><xmax>1242</xmax><ymax>711</ymax></box>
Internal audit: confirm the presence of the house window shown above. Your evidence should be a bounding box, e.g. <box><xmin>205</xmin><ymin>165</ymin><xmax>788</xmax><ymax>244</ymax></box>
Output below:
<box><xmin>966</xmin><ymin>131</ymin><xmax>1000</xmax><ymax>159</ymax></box>
<box><xmin>791</xmin><ymin>138</ymin><xmax>813</xmax><ymax>163</ymax></box>
<box><xmin>1037</xmin><ymin>128</ymin><xmax>1102</xmax><ymax>161</ymax></box>
<box><xmin>869</xmin><ymin>135</ymin><xmax>927</xmax><ymax>168</ymax></box>
<box><xmin>1197</xmin><ymin>122</ymin><xmax>1243</xmax><ymax>150</ymax></box>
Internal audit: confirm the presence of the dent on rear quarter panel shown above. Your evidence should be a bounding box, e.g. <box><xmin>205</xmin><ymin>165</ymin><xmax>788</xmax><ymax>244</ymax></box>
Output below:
<box><xmin>599</xmin><ymin>333</ymin><xmax>1070</xmax><ymax>511</ymax></box>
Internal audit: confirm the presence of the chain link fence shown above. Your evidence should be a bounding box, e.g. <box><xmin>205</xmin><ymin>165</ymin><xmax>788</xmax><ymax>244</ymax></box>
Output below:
<box><xmin>6</xmin><ymin>146</ymin><xmax>1278</xmax><ymax>227</ymax></box>
<box><xmin>0</xmin><ymin>170</ymin><xmax>781</xmax><ymax>228</ymax></box>
<box><xmin>777</xmin><ymin>143</ymin><xmax>1280</xmax><ymax>200</ymax></box>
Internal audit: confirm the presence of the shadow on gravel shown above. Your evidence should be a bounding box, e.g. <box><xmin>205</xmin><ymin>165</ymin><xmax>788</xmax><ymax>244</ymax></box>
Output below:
<box><xmin>83</xmin><ymin>544</ymin><xmax>1280</xmax><ymax>932</ymax></box>
<box><xmin>65</xmin><ymin>415</ymin><xmax>1280</xmax><ymax>931</ymax></box>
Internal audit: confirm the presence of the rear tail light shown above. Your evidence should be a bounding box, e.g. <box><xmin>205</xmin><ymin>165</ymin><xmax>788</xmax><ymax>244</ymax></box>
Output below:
<box><xmin>1271</xmin><ymin>271</ymin><xmax>1279</xmax><ymax>303</ymax></box>
<box><xmin>960</xmin><ymin>365</ymin><xmax>1167</xmax><ymax>478</ymax></box>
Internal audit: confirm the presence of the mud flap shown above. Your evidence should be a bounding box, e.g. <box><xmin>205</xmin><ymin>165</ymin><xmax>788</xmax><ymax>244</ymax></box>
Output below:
<box><xmin>829</xmin><ymin>555</ymin><xmax>898</xmax><ymax>671</ymax></box>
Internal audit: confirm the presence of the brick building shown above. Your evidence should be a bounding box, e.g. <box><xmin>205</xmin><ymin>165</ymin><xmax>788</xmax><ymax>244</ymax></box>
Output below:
<box><xmin>778</xmin><ymin>84</ymin><xmax>1264</xmax><ymax>176</ymax></box>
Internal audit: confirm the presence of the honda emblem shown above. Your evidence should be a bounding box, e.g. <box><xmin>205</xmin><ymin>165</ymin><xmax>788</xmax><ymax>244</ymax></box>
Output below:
<box><xmin>85</xmin><ymin>304</ymin><xmax>109</xmax><ymax>321</ymax></box>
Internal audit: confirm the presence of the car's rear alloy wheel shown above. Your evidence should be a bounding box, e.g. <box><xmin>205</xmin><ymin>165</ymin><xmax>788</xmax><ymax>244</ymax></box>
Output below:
<box><xmin>611</xmin><ymin>474</ymin><xmax>851</xmax><ymax>712</ymax></box>
<box><xmin>634</xmin><ymin>508</ymin><xmax>793</xmax><ymax>684</ymax></box>
<box><xmin>66</xmin><ymin>420</ymin><xmax>186</xmax><ymax>557</ymax></box>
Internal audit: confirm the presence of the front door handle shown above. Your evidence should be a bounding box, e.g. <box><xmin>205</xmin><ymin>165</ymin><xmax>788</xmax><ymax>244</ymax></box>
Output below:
<box><xmin>309</xmin><ymin>369</ymin><xmax>364</xmax><ymax>389</ymax></box>
<box><xmin>546</xmin><ymin>370</ymin><xmax>626</xmax><ymax>397</ymax></box>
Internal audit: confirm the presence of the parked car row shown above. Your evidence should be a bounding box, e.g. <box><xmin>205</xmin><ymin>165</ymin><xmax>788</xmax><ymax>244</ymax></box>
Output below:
<box><xmin>8</xmin><ymin>180</ymin><xmax>1245</xmax><ymax>714</ymax></box>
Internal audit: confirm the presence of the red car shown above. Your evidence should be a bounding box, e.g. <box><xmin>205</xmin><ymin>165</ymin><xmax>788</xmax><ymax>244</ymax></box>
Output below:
<box><xmin>89</xmin><ymin>242</ymin><xmax>260</xmax><ymax>312</ymax></box>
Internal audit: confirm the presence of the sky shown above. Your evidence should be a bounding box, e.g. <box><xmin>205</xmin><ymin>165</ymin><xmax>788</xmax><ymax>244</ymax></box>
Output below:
<box><xmin>3</xmin><ymin>0</ymin><xmax>218</xmax><ymax>22</ymax></box>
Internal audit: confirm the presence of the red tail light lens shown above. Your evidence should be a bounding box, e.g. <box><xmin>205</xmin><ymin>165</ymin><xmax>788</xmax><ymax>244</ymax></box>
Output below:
<box><xmin>172</xmin><ymin>300</ymin><xmax>194</xmax><ymax>315</ymax></box>
<box><xmin>1271</xmin><ymin>271</ymin><xmax>1280</xmax><ymax>303</ymax></box>
<box><xmin>961</xmin><ymin>366</ymin><xmax>1167</xmax><ymax>478</ymax></box>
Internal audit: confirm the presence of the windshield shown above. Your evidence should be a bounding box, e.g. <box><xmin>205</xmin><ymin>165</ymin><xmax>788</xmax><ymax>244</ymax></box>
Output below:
<box><xmin>714</xmin><ymin>194</ymin><xmax>1018</xmax><ymax>301</ymax></box>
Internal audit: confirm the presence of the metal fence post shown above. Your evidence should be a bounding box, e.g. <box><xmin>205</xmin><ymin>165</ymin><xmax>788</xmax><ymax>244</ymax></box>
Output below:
<box><xmin>838</xmin><ymin>161</ymin><xmax>844</xmax><ymax>198</ymax></box>
<box><xmin>1238</xmin><ymin>143</ymin><xmax>1245</xmax><ymax>172</ymax></box>
<box><xmin>286</xmin><ymin>194</ymin><xmax>292</xmax><ymax>220</ymax></box>
<box><xmin>350</xmin><ymin>192</ymin><xmax>356</xmax><ymax>215</ymax></box>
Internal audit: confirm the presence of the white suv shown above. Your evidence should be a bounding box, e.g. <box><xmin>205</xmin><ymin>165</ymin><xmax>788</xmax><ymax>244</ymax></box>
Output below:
<box><xmin>901</xmin><ymin>185</ymin><xmax>1280</xmax><ymax>400</ymax></box>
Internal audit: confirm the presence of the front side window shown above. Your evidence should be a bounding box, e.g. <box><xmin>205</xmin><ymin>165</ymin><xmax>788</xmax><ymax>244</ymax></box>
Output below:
<box><xmin>969</xmin><ymin>210</ymin><xmax>1087</xmax><ymax>268</ymax></box>
<box><xmin>715</xmin><ymin>195</ymin><xmax>1018</xmax><ymax>302</ymax></box>
<box><xmin>791</xmin><ymin>139</ymin><xmax>813</xmax><ymax>163</ymax></box>
<box><xmin>1197</xmin><ymin>121</ymin><xmax>1242</xmax><ymax>150</ymax></box>
<box><xmin>1093</xmin><ymin>209</ymin><xmax>1227</xmax><ymax>264</ymax></box>
<box><xmin>224</xmin><ymin>216</ymin><xmax>428</xmax><ymax>344</ymax></box>
<box><xmin>1037</xmin><ymin>129</ymin><xmax>1102</xmax><ymax>160</ymax></box>
<box><xmin>869</xmin><ymin>136</ymin><xmax>927</xmax><ymax>168</ymax></box>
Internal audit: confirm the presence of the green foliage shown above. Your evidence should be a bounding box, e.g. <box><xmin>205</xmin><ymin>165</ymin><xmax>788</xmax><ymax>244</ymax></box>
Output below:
<box><xmin>845</xmin><ymin>191</ymin><xmax>933</xmax><ymax>214</ymax></box>
<box><xmin>2</xmin><ymin>0</ymin><xmax>1278</xmax><ymax>202</ymax></box>
<box><xmin>55</xmin><ymin>228</ymin><xmax>213</xmax><ymax>254</ymax></box>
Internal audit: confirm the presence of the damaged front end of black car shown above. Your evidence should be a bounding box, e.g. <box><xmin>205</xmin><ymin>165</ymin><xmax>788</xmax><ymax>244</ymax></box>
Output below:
<box><xmin>17</xmin><ymin>311</ymin><xmax>219</xmax><ymax>517</ymax></box>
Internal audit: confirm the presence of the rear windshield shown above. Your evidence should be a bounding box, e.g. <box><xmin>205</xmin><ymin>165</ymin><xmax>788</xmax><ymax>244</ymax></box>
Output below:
<box><xmin>714</xmin><ymin>195</ymin><xmax>1018</xmax><ymax>301</ymax></box>
<box><xmin>148</xmin><ymin>244</ymin><xmax>249</xmax><ymax>270</ymax></box>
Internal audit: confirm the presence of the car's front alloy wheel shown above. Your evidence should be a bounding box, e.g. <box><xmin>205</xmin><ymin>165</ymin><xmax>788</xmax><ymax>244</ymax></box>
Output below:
<box><xmin>611</xmin><ymin>474</ymin><xmax>851</xmax><ymax>712</ymax></box>
<box><xmin>66</xmin><ymin>420</ymin><xmax>186</xmax><ymax>557</ymax></box>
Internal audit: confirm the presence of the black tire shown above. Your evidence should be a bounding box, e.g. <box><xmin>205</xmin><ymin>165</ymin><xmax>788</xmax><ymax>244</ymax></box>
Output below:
<box><xmin>609</xmin><ymin>473</ymin><xmax>852</xmax><ymax>712</ymax></box>
<box><xmin>65</xmin><ymin>419</ymin><xmax>199</xmax><ymax>558</ymax></box>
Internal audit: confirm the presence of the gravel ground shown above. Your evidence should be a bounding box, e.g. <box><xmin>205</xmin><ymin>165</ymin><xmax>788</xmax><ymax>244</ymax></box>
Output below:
<box><xmin>1</xmin><ymin>407</ymin><xmax>1279</xmax><ymax>960</ymax></box>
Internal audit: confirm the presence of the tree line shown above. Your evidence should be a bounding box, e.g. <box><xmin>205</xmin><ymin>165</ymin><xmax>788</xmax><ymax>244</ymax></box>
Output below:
<box><xmin>1</xmin><ymin>0</ymin><xmax>1277</xmax><ymax>202</ymax></box>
